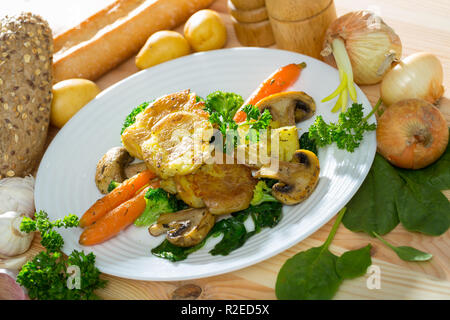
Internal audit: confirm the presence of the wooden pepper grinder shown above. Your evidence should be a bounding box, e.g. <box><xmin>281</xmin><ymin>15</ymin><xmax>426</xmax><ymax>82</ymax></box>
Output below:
<box><xmin>266</xmin><ymin>0</ymin><xmax>337</xmax><ymax>59</ymax></box>
<box><xmin>228</xmin><ymin>0</ymin><xmax>275</xmax><ymax>46</ymax></box>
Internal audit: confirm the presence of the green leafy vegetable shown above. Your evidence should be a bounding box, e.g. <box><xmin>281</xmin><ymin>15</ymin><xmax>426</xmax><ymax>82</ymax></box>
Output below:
<box><xmin>336</xmin><ymin>244</ymin><xmax>372</xmax><ymax>279</ymax></box>
<box><xmin>151</xmin><ymin>202</ymin><xmax>283</xmax><ymax>261</ymax></box>
<box><xmin>107</xmin><ymin>181</ymin><xmax>121</xmax><ymax>193</ymax></box>
<box><xmin>276</xmin><ymin>208</ymin><xmax>372</xmax><ymax>300</ymax></box>
<box><xmin>151</xmin><ymin>239</ymin><xmax>207</xmax><ymax>262</ymax></box>
<box><xmin>299</xmin><ymin>131</ymin><xmax>318</xmax><ymax>155</ymax></box>
<box><xmin>308</xmin><ymin>102</ymin><xmax>379</xmax><ymax>152</ymax></box>
<box><xmin>240</xmin><ymin>105</ymin><xmax>272</xmax><ymax>143</ymax></box>
<box><xmin>373</xmin><ymin>232</ymin><xmax>432</xmax><ymax>262</ymax></box>
<box><xmin>205</xmin><ymin>91</ymin><xmax>272</xmax><ymax>148</ymax></box>
<box><xmin>343</xmin><ymin>154</ymin><xmax>404</xmax><ymax>236</ymax></box>
<box><xmin>204</xmin><ymin>91</ymin><xmax>243</xmax><ymax>120</ymax></box>
<box><xmin>17</xmin><ymin>211</ymin><xmax>106</xmax><ymax>300</ymax></box>
<box><xmin>120</xmin><ymin>101</ymin><xmax>150</xmax><ymax>134</ymax></box>
<box><xmin>134</xmin><ymin>188</ymin><xmax>179</xmax><ymax>227</ymax></box>
<box><xmin>395</xmin><ymin>135</ymin><xmax>450</xmax><ymax>190</ymax></box>
<box><xmin>20</xmin><ymin>211</ymin><xmax>79</xmax><ymax>252</ymax></box>
<box><xmin>250</xmin><ymin>180</ymin><xmax>278</xmax><ymax>206</ymax></box>
<box><xmin>209</xmin><ymin>218</ymin><xmax>249</xmax><ymax>256</ymax></box>
<box><xmin>205</xmin><ymin>91</ymin><xmax>243</xmax><ymax>149</ymax></box>
<box><xmin>343</xmin><ymin>149</ymin><xmax>450</xmax><ymax>237</ymax></box>
<box><xmin>395</xmin><ymin>175</ymin><xmax>450</xmax><ymax>236</ymax></box>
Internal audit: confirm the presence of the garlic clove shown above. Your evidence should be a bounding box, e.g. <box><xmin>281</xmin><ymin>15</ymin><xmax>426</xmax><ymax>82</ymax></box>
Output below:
<box><xmin>0</xmin><ymin>211</ymin><xmax>34</xmax><ymax>257</ymax></box>
<box><xmin>0</xmin><ymin>176</ymin><xmax>35</xmax><ymax>217</ymax></box>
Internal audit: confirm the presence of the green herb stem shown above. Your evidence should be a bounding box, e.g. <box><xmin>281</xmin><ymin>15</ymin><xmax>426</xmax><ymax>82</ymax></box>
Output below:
<box><xmin>323</xmin><ymin>207</ymin><xmax>347</xmax><ymax>250</ymax></box>
<box><xmin>372</xmin><ymin>231</ymin><xmax>396</xmax><ymax>250</ymax></box>
<box><xmin>362</xmin><ymin>97</ymin><xmax>383</xmax><ymax>122</ymax></box>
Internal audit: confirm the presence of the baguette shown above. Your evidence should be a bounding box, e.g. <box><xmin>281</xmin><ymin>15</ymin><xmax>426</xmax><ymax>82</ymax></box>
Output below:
<box><xmin>53</xmin><ymin>0</ymin><xmax>214</xmax><ymax>82</ymax></box>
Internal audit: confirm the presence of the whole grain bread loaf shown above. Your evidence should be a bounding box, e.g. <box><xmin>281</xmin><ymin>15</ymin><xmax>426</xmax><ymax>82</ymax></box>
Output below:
<box><xmin>0</xmin><ymin>13</ymin><xmax>53</xmax><ymax>178</ymax></box>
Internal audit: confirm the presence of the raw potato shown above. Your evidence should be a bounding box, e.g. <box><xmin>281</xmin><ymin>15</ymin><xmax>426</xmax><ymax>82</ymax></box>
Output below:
<box><xmin>0</xmin><ymin>13</ymin><xmax>53</xmax><ymax>178</ymax></box>
<box><xmin>50</xmin><ymin>79</ymin><xmax>100</xmax><ymax>128</ymax></box>
<box><xmin>135</xmin><ymin>31</ymin><xmax>190</xmax><ymax>70</ymax></box>
<box><xmin>184</xmin><ymin>10</ymin><xmax>227</xmax><ymax>52</ymax></box>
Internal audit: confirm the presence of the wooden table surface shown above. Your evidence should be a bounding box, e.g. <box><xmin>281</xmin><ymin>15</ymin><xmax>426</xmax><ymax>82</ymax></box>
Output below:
<box><xmin>3</xmin><ymin>0</ymin><xmax>450</xmax><ymax>300</ymax></box>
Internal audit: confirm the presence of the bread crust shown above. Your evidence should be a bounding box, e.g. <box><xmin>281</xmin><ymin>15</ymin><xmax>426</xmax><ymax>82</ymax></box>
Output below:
<box><xmin>0</xmin><ymin>13</ymin><xmax>53</xmax><ymax>178</ymax></box>
<box><xmin>53</xmin><ymin>0</ymin><xmax>214</xmax><ymax>82</ymax></box>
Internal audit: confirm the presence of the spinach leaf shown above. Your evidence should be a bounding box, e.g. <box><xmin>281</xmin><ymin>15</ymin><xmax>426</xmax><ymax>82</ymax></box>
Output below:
<box><xmin>151</xmin><ymin>239</ymin><xmax>207</xmax><ymax>262</ymax></box>
<box><xmin>343</xmin><ymin>154</ymin><xmax>404</xmax><ymax>235</ymax></box>
<box><xmin>151</xmin><ymin>202</ymin><xmax>283</xmax><ymax>261</ymax></box>
<box><xmin>395</xmin><ymin>175</ymin><xmax>450</xmax><ymax>236</ymax></box>
<box><xmin>373</xmin><ymin>232</ymin><xmax>432</xmax><ymax>262</ymax></box>
<box><xmin>336</xmin><ymin>244</ymin><xmax>372</xmax><ymax>279</ymax></box>
<box><xmin>299</xmin><ymin>131</ymin><xmax>318</xmax><ymax>155</ymax></box>
<box><xmin>276</xmin><ymin>246</ymin><xmax>342</xmax><ymax>300</ymax></box>
<box><xmin>209</xmin><ymin>219</ymin><xmax>249</xmax><ymax>256</ymax></box>
<box><xmin>395</xmin><ymin>137</ymin><xmax>450</xmax><ymax>190</ymax></box>
<box><xmin>211</xmin><ymin>202</ymin><xmax>283</xmax><ymax>256</ymax></box>
<box><xmin>276</xmin><ymin>208</ymin><xmax>373</xmax><ymax>300</ymax></box>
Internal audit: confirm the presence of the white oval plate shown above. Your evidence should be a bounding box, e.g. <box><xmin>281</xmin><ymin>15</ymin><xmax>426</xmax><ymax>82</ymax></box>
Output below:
<box><xmin>35</xmin><ymin>48</ymin><xmax>376</xmax><ymax>281</ymax></box>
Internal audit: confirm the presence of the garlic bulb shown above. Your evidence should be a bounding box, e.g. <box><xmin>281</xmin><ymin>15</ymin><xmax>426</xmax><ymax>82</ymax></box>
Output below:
<box><xmin>0</xmin><ymin>211</ymin><xmax>34</xmax><ymax>257</ymax></box>
<box><xmin>0</xmin><ymin>176</ymin><xmax>35</xmax><ymax>217</ymax></box>
<box><xmin>321</xmin><ymin>10</ymin><xmax>402</xmax><ymax>85</ymax></box>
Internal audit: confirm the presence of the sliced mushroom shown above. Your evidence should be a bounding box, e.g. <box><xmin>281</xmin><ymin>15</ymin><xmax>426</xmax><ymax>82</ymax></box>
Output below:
<box><xmin>148</xmin><ymin>208</ymin><xmax>215</xmax><ymax>247</ymax></box>
<box><xmin>255</xmin><ymin>150</ymin><xmax>320</xmax><ymax>205</ymax></box>
<box><xmin>124</xmin><ymin>162</ymin><xmax>148</xmax><ymax>179</ymax></box>
<box><xmin>95</xmin><ymin>147</ymin><xmax>134</xmax><ymax>194</ymax></box>
<box><xmin>255</xmin><ymin>91</ymin><xmax>316</xmax><ymax>127</ymax></box>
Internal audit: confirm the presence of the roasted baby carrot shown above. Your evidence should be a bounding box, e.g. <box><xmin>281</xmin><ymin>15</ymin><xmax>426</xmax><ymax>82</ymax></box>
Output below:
<box><xmin>79</xmin><ymin>170</ymin><xmax>155</xmax><ymax>228</ymax></box>
<box><xmin>79</xmin><ymin>186</ymin><xmax>150</xmax><ymax>246</ymax></box>
<box><xmin>234</xmin><ymin>62</ymin><xmax>307</xmax><ymax>123</ymax></box>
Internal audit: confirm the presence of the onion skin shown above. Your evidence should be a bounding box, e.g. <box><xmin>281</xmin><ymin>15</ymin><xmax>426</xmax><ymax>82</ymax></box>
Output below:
<box><xmin>377</xmin><ymin>99</ymin><xmax>448</xmax><ymax>169</ymax></box>
<box><xmin>0</xmin><ymin>269</ymin><xmax>29</xmax><ymax>300</ymax></box>
<box><xmin>381</xmin><ymin>52</ymin><xmax>444</xmax><ymax>106</ymax></box>
<box><xmin>322</xmin><ymin>10</ymin><xmax>402</xmax><ymax>85</ymax></box>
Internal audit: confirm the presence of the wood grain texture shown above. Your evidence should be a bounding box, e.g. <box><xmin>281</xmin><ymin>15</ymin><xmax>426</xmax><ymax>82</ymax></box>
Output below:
<box><xmin>5</xmin><ymin>0</ymin><xmax>449</xmax><ymax>299</ymax></box>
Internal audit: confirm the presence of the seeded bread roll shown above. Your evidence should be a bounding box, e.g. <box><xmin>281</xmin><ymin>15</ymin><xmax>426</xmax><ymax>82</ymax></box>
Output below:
<box><xmin>0</xmin><ymin>13</ymin><xmax>53</xmax><ymax>178</ymax></box>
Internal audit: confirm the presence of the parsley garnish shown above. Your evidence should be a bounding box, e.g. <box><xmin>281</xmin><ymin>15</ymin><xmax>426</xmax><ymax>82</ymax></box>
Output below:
<box><xmin>17</xmin><ymin>211</ymin><xmax>107</xmax><ymax>300</ymax></box>
<box><xmin>308</xmin><ymin>101</ymin><xmax>380</xmax><ymax>152</ymax></box>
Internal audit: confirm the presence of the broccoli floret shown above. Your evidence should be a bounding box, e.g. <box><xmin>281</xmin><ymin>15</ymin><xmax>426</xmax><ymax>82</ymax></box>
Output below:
<box><xmin>107</xmin><ymin>181</ymin><xmax>121</xmax><ymax>193</ymax></box>
<box><xmin>250</xmin><ymin>180</ymin><xmax>279</xmax><ymax>206</ymax></box>
<box><xmin>134</xmin><ymin>188</ymin><xmax>179</xmax><ymax>227</ymax></box>
<box><xmin>120</xmin><ymin>101</ymin><xmax>150</xmax><ymax>134</ymax></box>
<box><xmin>204</xmin><ymin>91</ymin><xmax>243</xmax><ymax>120</ymax></box>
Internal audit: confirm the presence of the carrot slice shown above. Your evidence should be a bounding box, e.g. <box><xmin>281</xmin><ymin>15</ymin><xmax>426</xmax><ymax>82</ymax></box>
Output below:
<box><xmin>233</xmin><ymin>62</ymin><xmax>306</xmax><ymax>123</ymax></box>
<box><xmin>79</xmin><ymin>186</ymin><xmax>150</xmax><ymax>246</ymax></box>
<box><xmin>79</xmin><ymin>170</ymin><xmax>155</xmax><ymax>228</ymax></box>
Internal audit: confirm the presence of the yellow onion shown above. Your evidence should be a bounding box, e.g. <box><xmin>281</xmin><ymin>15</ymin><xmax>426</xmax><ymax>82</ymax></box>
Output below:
<box><xmin>381</xmin><ymin>52</ymin><xmax>444</xmax><ymax>106</ymax></box>
<box><xmin>322</xmin><ymin>10</ymin><xmax>402</xmax><ymax>86</ymax></box>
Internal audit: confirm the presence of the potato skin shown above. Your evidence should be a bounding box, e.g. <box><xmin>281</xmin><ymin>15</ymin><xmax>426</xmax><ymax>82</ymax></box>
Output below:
<box><xmin>184</xmin><ymin>9</ymin><xmax>227</xmax><ymax>52</ymax></box>
<box><xmin>135</xmin><ymin>31</ymin><xmax>190</xmax><ymax>70</ymax></box>
<box><xmin>50</xmin><ymin>79</ymin><xmax>100</xmax><ymax>128</ymax></box>
<box><xmin>0</xmin><ymin>13</ymin><xmax>53</xmax><ymax>178</ymax></box>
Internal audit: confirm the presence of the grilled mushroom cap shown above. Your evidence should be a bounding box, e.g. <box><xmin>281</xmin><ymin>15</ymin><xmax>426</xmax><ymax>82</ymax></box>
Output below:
<box><xmin>148</xmin><ymin>208</ymin><xmax>215</xmax><ymax>247</ymax></box>
<box><xmin>255</xmin><ymin>150</ymin><xmax>320</xmax><ymax>205</ymax></box>
<box><xmin>255</xmin><ymin>91</ymin><xmax>316</xmax><ymax>128</ymax></box>
<box><xmin>95</xmin><ymin>147</ymin><xmax>134</xmax><ymax>194</ymax></box>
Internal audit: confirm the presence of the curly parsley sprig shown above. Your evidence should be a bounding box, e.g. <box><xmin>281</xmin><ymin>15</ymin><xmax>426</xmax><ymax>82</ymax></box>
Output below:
<box><xmin>17</xmin><ymin>211</ymin><xmax>107</xmax><ymax>300</ymax></box>
<box><xmin>308</xmin><ymin>99</ymin><xmax>380</xmax><ymax>152</ymax></box>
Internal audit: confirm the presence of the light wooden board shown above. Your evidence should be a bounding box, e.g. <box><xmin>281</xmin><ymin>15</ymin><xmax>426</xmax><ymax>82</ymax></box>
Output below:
<box><xmin>2</xmin><ymin>0</ymin><xmax>449</xmax><ymax>300</ymax></box>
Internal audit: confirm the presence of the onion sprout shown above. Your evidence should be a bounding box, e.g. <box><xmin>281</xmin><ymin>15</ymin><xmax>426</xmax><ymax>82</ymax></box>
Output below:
<box><xmin>322</xmin><ymin>38</ymin><xmax>358</xmax><ymax>112</ymax></box>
